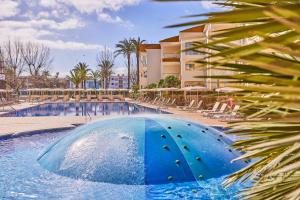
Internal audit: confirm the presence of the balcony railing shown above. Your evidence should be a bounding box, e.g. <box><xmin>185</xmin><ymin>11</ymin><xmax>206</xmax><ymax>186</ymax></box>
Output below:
<box><xmin>163</xmin><ymin>53</ymin><xmax>180</xmax><ymax>59</ymax></box>
<box><xmin>163</xmin><ymin>73</ymin><xmax>180</xmax><ymax>78</ymax></box>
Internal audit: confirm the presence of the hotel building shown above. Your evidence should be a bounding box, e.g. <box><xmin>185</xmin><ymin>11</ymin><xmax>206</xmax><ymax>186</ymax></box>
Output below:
<box><xmin>139</xmin><ymin>24</ymin><xmax>237</xmax><ymax>89</ymax></box>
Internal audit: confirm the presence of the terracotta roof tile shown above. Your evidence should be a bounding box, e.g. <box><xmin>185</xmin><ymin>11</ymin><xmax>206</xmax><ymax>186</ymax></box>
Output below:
<box><xmin>180</xmin><ymin>25</ymin><xmax>205</xmax><ymax>33</ymax></box>
<box><xmin>160</xmin><ymin>36</ymin><xmax>179</xmax><ymax>43</ymax></box>
<box><xmin>140</xmin><ymin>44</ymin><xmax>161</xmax><ymax>52</ymax></box>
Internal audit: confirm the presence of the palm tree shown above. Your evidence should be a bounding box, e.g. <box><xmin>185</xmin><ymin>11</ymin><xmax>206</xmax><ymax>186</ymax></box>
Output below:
<box><xmin>74</xmin><ymin>62</ymin><xmax>90</xmax><ymax>89</ymax></box>
<box><xmin>98</xmin><ymin>60</ymin><xmax>113</xmax><ymax>89</ymax></box>
<box><xmin>131</xmin><ymin>37</ymin><xmax>145</xmax><ymax>87</ymax></box>
<box><xmin>67</xmin><ymin>70</ymin><xmax>81</xmax><ymax>89</ymax></box>
<box><xmin>97</xmin><ymin>48</ymin><xmax>114</xmax><ymax>89</ymax></box>
<box><xmin>90</xmin><ymin>70</ymin><xmax>99</xmax><ymax>89</ymax></box>
<box><xmin>115</xmin><ymin>39</ymin><xmax>134</xmax><ymax>89</ymax></box>
<box><xmin>158</xmin><ymin>0</ymin><xmax>300</xmax><ymax>199</ymax></box>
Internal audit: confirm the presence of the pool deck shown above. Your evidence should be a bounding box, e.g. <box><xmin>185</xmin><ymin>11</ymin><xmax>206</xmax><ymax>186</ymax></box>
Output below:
<box><xmin>0</xmin><ymin>101</ymin><xmax>227</xmax><ymax>137</ymax></box>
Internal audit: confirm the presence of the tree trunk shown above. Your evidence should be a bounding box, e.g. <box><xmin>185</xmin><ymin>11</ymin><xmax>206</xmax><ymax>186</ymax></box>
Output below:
<box><xmin>127</xmin><ymin>54</ymin><xmax>131</xmax><ymax>89</ymax></box>
<box><xmin>136</xmin><ymin>52</ymin><xmax>140</xmax><ymax>87</ymax></box>
<box><xmin>94</xmin><ymin>79</ymin><xmax>97</xmax><ymax>89</ymax></box>
<box><xmin>106</xmin><ymin>77</ymin><xmax>109</xmax><ymax>89</ymax></box>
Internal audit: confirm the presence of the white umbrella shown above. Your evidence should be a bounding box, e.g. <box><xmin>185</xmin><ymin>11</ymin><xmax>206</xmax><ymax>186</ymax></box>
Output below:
<box><xmin>180</xmin><ymin>86</ymin><xmax>207</xmax><ymax>102</ymax></box>
<box><xmin>180</xmin><ymin>86</ymin><xmax>207</xmax><ymax>91</ymax></box>
<box><xmin>215</xmin><ymin>87</ymin><xmax>243</xmax><ymax>93</ymax></box>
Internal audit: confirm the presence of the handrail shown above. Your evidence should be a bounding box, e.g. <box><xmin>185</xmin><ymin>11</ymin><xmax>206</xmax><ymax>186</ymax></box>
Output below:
<box><xmin>86</xmin><ymin>110</ymin><xmax>92</xmax><ymax>121</ymax></box>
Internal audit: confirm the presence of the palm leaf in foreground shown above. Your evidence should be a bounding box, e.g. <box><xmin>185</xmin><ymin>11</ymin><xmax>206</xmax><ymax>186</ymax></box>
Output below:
<box><xmin>157</xmin><ymin>0</ymin><xmax>300</xmax><ymax>199</ymax></box>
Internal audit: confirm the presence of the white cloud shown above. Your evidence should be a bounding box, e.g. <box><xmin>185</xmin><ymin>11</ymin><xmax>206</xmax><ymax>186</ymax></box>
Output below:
<box><xmin>0</xmin><ymin>18</ymin><xmax>85</xmax><ymax>31</ymax></box>
<box><xmin>40</xmin><ymin>0</ymin><xmax>58</xmax><ymax>8</ymax></box>
<box><xmin>62</xmin><ymin>0</ymin><xmax>140</xmax><ymax>14</ymax></box>
<box><xmin>0</xmin><ymin>0</ymin><xmax>140</xmax><ymax>50</ymax></box>
<box><xmin>98</xmin><ymin>13</ymin><xmax>123</xmax><ymax>24</ymax></box>
<box><xmin>0</xmin><ymin>0</ymin><xmax>19</xmax><ymax>19</ymax></box>
<box><xmin>37</xmin><ymin>11</ymin><xmax>51</xmax><ymax>18</ymax></box>
<box><xmin>0</xmin><ymin>18</ymin><xmax>100</xmax><ymax>51</ymax></box>
<box><xmin>200</xmin><ymin>1</ymin><xmax>223</xmax><ymax>9</ymax></box>
<box><xmin>38</xmin><ymin>0</ymin><xmax>141</xmax><ymax>14</ymax></box>
<box><xmin>97</xmin><ymin>12</ymin><xmax>134</xmax><ymax>28</ymax></box>
<box><xmin>37</xmin><ymin>39</ymin><xmax>103</xmax><ymax>50</ymax></box>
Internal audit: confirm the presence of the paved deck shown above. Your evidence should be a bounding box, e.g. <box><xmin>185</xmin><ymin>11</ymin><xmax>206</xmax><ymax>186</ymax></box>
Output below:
<box><xmin>0</xmin><ymin>101</ymin><xmax>227</xmax><ymax>137</ymax></box>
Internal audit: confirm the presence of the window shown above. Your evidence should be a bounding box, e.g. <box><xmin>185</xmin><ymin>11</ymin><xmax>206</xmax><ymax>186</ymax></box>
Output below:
<box><xmin>185</xmin><ymin>63</ymin><xmax>195</xmax><ymax>71</ymax></box>
<box><xmin>185</xmin><ymin>42</ymin><xmax>200</xmax><ymax>55</ymax></box>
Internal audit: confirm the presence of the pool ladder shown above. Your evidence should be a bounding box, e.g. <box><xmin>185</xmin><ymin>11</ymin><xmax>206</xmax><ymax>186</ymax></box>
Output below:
<box><xmin>86</xmin><ymin>110</ymin><xmax>92</xmax><ymax>121</ymax></box>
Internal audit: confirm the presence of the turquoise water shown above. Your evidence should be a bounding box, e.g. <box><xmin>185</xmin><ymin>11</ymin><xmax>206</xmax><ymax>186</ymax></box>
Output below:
<box><xmin>0</xmin><ymin>116</ymin><xmax>248</xmax><ymax>199</ymax></box>
<box><xmin>1</xmin><ymin>102</ymin><xmax>168</xmax><ymax>117</ymax></box>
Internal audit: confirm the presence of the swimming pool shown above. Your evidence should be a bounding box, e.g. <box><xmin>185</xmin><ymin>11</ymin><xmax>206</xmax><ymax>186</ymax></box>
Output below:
<box><xmin>0</xmin><ymin>116</ymin><xmax>249</xmax><ymax>199</ymax></box>
<box><xmin>1</xmin><ymin>102</ymin><xmax>167</xmax><ymax>117</ymax></box>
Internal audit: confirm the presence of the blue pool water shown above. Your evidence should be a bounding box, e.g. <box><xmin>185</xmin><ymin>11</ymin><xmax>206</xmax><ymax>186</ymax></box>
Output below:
<box><xmin>0</xmin><ymin>116</ymin><xmax>248</xmax><ymax>199</ymax></box>
<box><xmin>1</xmin><ymin>102</ymin><xmax>167</xmax><ymax>117</ymax></box>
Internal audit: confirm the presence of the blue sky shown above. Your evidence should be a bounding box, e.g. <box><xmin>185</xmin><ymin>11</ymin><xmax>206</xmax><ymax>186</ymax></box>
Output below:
<box><xmin>0</xmin><ymin>0</ymin><xmax>225</xmax><ymax>77</ymax></box>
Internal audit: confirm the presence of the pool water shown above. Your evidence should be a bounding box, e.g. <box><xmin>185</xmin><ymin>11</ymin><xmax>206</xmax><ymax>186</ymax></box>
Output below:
<box><xmin>1</xmin><ymin>102</ymin><xmax>167</xmax><ymax>117</ymax></box>
<box><xmin>0</xmin><ymin>117</ymin><xmax>248</xmax><ymax>200</ymax></box>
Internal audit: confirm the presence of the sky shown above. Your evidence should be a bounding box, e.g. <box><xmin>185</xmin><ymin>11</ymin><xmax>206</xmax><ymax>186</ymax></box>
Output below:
<box><xmin>0</xmin><ymin>0</ymin><xmax>225</xmax><ymax>77</ymax></box>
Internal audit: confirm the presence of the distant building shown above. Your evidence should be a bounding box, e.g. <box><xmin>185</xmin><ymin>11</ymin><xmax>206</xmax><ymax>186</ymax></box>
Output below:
<box><xmin>67</xmin><ymin>74</ymin><xmax>128</xmax><ymax>89</ymax></box>
<box><xmin>109</xmin><ymin>74</ymin><xmax>128</xmax><ymax>89</ymax></box>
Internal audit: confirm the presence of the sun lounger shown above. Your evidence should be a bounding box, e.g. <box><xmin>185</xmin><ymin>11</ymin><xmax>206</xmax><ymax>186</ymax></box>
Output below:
<box><xmin>156</xmin><ymin>97</ymin><xmax>166</xmax><ymax>105</ymax></box>
<box><xmin>214</xmin><ymin>105</ymin><xmax>242</xmax><ymax>120</ymax></box>
<box><xmin>51</xmin><ymin>95</ymin><xmax>58</xmax><ymax>102</ymax></box>
<box><xmin>158</xmin><ymin>98</ymin><xmax>170</xmax><ymax>108</ymax></box>
<box><xmin>30</xmin><ymin>95</ymin><xmax>40</xmax><ymax>103</ymax></box>
<box><xmin>199</xmin><ymin>102</ymin><xmax>220</xmax><ymax>113</ymax></box>
<box><xmin>58</xmin><ymin>95</ymin><xmax>64</xmax><ymax>102</ymax></box>
<box><xmin>102</xmin><ymin>95</ymin><xmax>110</xmax><ymax>101</ymax></box>
<box><xmin>177</xmin><ymin>100</ymin><xmax>195</xmax><ymax>111</ymax></box>
<box><xmin>0</xmin><ymin>97</ymin><xmax>13</xmax><ymax>106</ymax></box>
<box><xmin>91</xmin><ymin>94</ymin><xmax>97</xmax><ymax>101</ymax></box>
<box><xmin>204</xmin><ymin>103</ymin><xmax>227</xmax><ymax>117</ymax></box>
<box><xmin>188</xmin><ymin>100</ymin><xmax>203</xmax><ymax>112</ymax></box>
<box><xmin>142</xmin><ymin>96</ymin><xmax>149</xmax><ymax>103</ymax></box>
<box><xmin>113</xmin><ymin>95</ymin><xmax>123</xmax><ymax>101</ymax></box>
<box><xmin>151</xmin><ymin>97</ymin><xmax>158</xmax><ymax>104</ymax></box>
<box><xmin>168</xmin><ymin>98</ymin><xmax>176</xmax><ymax>107</ymax></box>
<box><xmin>159</xmin><ymin>98</ymin><xmax>176</xmax><ymax>109</ymax></box>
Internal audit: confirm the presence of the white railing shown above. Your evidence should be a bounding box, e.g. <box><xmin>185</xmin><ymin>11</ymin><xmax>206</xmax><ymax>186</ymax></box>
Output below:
<box><xmin>163</xmin><ymin>53</ymin><xmax>180</xmax><ymax>58</ymax></box>
<box><xmin>163</xmin><ymin>73</ymin><xmax>180</xmax><ymax>78</ymax></box>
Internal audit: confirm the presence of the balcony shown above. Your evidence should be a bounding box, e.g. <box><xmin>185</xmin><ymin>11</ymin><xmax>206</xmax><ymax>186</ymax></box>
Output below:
<box><xmin>162</xmin><ymin>53</ymin><xmax>180</xmax><ymax>62</ymax></box>
<box><xmin>163</xmin><ymin>73</ymin><xmax>180</xmax><ymax>78</ymax></box>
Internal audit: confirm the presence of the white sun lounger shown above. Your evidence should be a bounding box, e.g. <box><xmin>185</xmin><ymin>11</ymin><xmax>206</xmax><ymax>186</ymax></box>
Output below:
<box><xmin>199</xmin><ymin>102</ymin><xmax>220</xmax><ymax>113</ymax></box>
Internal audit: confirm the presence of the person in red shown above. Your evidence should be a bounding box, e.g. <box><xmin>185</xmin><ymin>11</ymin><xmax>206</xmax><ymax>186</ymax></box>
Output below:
<box><xmin>227</xmin><ymin>95</ymin><xmax>234</xmax><ymax>110</ymax></box>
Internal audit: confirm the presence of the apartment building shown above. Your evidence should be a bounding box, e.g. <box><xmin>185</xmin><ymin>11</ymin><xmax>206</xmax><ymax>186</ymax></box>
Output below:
<box><xmin>139</xmin><ymin>24</ymin><xmax>238</xmax><ymax>89</ymax></box>
<box><xmin>139</xmin><ymin>44</ymin><xmax>162</xmax><ymax>88</ymax></box>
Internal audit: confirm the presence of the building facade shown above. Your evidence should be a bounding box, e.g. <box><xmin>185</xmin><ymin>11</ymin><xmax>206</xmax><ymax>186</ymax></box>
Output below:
<box><xmin>67</xmin><ymin>74</ymin><xmax>128</xmax><ymax>89</ymax></box>
<box><xmin>139</xmin><ymin>24</ymin><xmax>238</xmax><ymax>89</ymax></box>
<box><xmin>139</xmin><ymin>44</ymin><xmax>162</xmax><ymax>88</ymax></box>
<box><xmin>109</xmin><ymin>74</ymin><xmax>128</xmax><ymax>89</ymax></box>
